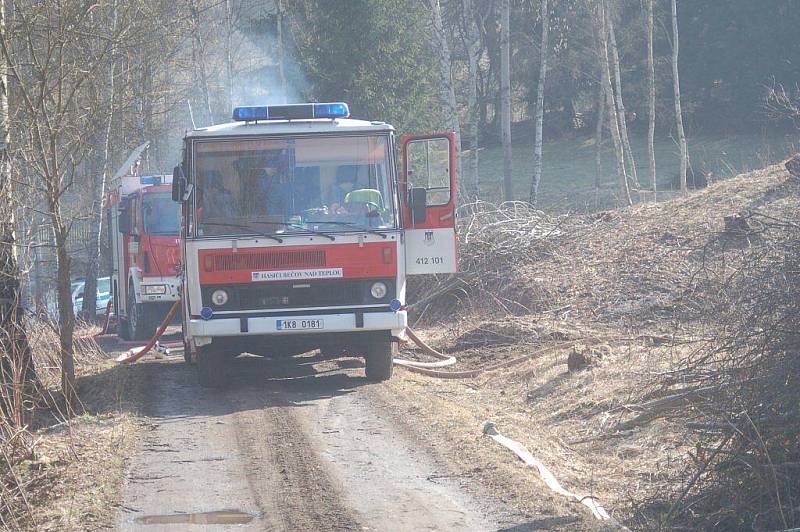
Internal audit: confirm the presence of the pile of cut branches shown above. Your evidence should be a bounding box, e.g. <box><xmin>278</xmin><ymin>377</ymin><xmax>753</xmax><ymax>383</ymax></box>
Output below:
<box><xmin>408</xmin><ymin>201</ymin><xmax>568</xmax><ymax>319</ymax></box>
<box><xmin>652</xmin><ymin>211</ymin><xmax>800</xmax><ymax>530</ymax></box>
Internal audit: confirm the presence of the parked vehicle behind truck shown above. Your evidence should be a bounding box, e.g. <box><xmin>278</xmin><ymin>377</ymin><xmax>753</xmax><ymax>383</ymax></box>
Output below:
<box><xmin>107</xmin><ymin>152</ymin><xmax>181</xmax><ymax>340</ymax></box>
<box><xmin>171</xmin><ymin>102</ymin><xmax>457</xmax><ymax>386</ymax></box>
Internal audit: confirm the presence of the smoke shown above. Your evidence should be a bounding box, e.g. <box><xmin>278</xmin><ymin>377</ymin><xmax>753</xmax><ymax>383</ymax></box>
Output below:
<box><xmin>227</xmin><ymin>7</ymin><xmax>310</xmax><ymax>110</ymax></box>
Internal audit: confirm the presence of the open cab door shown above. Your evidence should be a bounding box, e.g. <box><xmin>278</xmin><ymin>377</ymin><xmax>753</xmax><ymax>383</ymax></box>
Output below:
<box><xmin>401</xmin><ymin>132</ymin><xmax>458</xmax><ymax>275</ymax></box>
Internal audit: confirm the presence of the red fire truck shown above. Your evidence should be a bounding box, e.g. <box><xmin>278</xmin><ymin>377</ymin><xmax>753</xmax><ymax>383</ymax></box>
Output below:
<box><xmin>108</xmin><ymin>147</ymin><xmax>181</xmax><ymax>340</ymax></box>
<box><xmin>171</xmin><ymin>102</ymin><xmax>457</xmax><ymax>386</ymax></box>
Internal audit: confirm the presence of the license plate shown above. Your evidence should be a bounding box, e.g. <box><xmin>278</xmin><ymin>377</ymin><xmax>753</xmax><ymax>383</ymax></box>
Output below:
<box><xmin>276</xmin><ymin>319</ymin><xmax>324</xmax><ymax>331</ymax></box>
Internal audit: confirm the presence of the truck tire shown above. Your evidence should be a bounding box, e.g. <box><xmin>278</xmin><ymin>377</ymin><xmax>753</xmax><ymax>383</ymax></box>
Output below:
<box><xmin>197</xmin><ymin>344</ymin><xmax>226</xmax><ymax>388</ymax></box>
<box><xmin>128</xmin><ymin>287</ymin><xmax>155</xmax><ymax>341</ymax></box>
<box><xmin>364</xmin><ymin>338</ymin><xmax>396</xmax><ymax>382</ymax></box>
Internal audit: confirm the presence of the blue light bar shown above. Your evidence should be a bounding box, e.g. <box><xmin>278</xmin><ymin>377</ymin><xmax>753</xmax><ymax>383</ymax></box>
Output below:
<box><xmin>232</xmin><ymin>102</ymin><xmax>350</xmax><ymax>122</ymax></box>
<box><xmin>313</xmin><ymin>102</ymin><xmax>350</xmax><ymax>119</ymax></box>
<box><xmin>232</xmin><ymin>106</ymin><xmax>269</xmax><ymax>121</ymax></box>
<box><xmin>140</xmin><ymin>175</ymin><xmax>161</xmax><ymax>185</ymax></box>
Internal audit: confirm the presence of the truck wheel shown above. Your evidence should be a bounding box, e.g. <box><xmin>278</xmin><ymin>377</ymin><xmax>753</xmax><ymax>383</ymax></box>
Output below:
<box><xmin>364</xmin><ymin>339</ymin><xmax>396</xmax><ymax>382</ymax></box>
<box><xmin>128</xmin><ymin>288</ymin><xmax>155</xmax><ymax>341</ymax></box>
<box><xmin>197</xmin><ymin>344</ymin><xmax>226</xmax><ymax>388</ymax></box>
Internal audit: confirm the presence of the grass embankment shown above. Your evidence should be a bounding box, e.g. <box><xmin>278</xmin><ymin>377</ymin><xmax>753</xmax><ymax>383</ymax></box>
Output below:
<box><xmin>471</xmin><ymin>131</ymin><xmax>797</xmax><ymax>210</ymax></box>
<box><xmin>1</xmin><ymin>327</ymin><xmax>147</xmax><ymax>531</ymax></box>
<box><xmin>396</xmin><ymin>160</ymin><xmax>799</xmax><ymax>529</ymax></box>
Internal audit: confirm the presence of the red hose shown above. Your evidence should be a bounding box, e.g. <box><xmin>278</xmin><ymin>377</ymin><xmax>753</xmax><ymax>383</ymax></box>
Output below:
<box><xmin>115</xmin><ymin>300</ymin><xmax>181</xmax><ymax>364</ymax></box>
<box><xmin>96</xmin><ymin>299</ymin><xmax>113</xmax><ymax>336</ymax></box>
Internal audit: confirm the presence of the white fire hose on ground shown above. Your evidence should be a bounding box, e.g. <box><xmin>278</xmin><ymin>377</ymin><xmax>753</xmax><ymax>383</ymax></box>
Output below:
<box><xmin>398</xmin><ymin>329</ymin><xmax>625</xmax><ymax>527</ymax></box>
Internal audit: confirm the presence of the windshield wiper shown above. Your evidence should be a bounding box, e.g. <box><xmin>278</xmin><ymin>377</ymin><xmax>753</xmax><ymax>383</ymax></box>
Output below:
<box><xmin>199</xmin><ymin>222</ymin><xmax>284</xmax><ymax>243</ymax></box>
<box><xmin>249</xmin><ymin>220</ymin><xmax>336</xmax><ymax>241</ymax></box>
<box><xmin>305</xmin><ymin>220</ymin><xmax>389</xmax><ymax>239</ymax></box>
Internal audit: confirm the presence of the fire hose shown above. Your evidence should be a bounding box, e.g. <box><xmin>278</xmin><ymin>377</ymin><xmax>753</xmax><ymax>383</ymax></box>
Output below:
<box><xmin>114</xmin><ymin>300</ymin><xmax>181</xmax><ymax>364</ymax></box>
<box><xmin>395</xmin><ymin>328</ymin><xmax>579</xmax><ymax>379</ymax></box>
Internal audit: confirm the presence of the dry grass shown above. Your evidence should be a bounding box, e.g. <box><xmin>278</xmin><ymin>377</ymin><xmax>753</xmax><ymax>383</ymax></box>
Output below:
<box><xmin>398</xmin><ymin>161</ymin><xmax>799</xmax><ymax>528</ymax></box>
<box><xmin>1</xmin><ymin>321</ymin><xmax>144</xmax><ymax>531</ymax></box>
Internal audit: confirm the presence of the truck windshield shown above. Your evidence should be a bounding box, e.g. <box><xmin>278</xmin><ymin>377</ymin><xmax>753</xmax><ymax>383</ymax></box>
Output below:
<box><xmin>143</xmin><ymin>192</ymin><xmax>180</xmax><ymax>235</ymax></box>
<box><xmin>192</xmin><ymin>135</ymin><xmax>396</xmax><ymax>237</ymax></box>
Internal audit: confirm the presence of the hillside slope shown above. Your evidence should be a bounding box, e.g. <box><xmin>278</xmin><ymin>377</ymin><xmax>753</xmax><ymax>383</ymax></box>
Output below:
<box><xmin>395</xmin><ymin>161</ymin><xmax>799</xmax><ymax>529</ymax></box>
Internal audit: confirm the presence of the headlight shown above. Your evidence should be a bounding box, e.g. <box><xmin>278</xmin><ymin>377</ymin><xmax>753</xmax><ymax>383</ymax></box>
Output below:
<box><xmin>370</xmin><ymin>282</ymin><xmax>388</xmax><ymax>299</ymax></box>
<box><xmin>143</xmin><ymin>284</ymin><xmax>167</xmax><ymax>295</ymax></box>
<box><xmin>211</xmin><ymin>289</ymin><xmax>229</xmax><ymax>306</ymax></box>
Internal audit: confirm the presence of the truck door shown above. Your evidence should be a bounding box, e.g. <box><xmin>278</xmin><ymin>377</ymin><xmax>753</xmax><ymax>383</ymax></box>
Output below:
<box><xmin>401</xmin><ymin>132</ymin><xmax>458</xmax><ymax>275</ymax></box>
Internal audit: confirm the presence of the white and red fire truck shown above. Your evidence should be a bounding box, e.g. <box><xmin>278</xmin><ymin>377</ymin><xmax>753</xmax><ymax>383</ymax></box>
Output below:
<box><xmin>171</xmin><ymin>102</ymin><xmax>457</xmax><ymax>386</ymax></box>
<box><xmin>107</xmin><ymin>146</ymin><xmax>181</xmax><ymax>340</ymax></box>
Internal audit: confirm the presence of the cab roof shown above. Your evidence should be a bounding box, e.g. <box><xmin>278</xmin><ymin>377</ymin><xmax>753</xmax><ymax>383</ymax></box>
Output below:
<box><xmin>185</xmin><ymin>118</ymin><xmax>394</xmax><ymax>139</ymax></box>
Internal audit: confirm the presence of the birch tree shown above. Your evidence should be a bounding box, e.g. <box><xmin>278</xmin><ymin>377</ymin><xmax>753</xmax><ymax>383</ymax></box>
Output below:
<box><xmin>607</xmin><ymin>12</ymin><xmax>639</xmax><ymax>191</ymax></box>
<box><xmin>597</xmin><ymin>0</ymin><xmax>631</xmax><ymax>206</ymax></box>
<box><xmin>671</xmin><ymin>0</ymin><xmax>688</xmax><ymax>193</ymax></box>
<box><xmin>499</xmin><ymin>0</ymin><xmax>513</xmax><ymax>201</ymax></box>
<box><xmin>461</xmin><ymin>0</ymin><xmax>482</xmax><ymax>199</ymax></box>
<box><xmin>528</xmin><ymin>0</ymin><xmax>549</xmax><ymax>207</ymax></box>
<box><xmin>646</xmin><ymin>0</ymin><xmax>657</xmax><ymax>198</ymax></box>
<box><xmin>428</xmin><ymin>0</ymin><xmax>462</xmax><ymax>194</ymax></box>
<box><xmin>594</xmin><ymin>80</ymin><xmax>605</xmax><ymax>208</ymax></box>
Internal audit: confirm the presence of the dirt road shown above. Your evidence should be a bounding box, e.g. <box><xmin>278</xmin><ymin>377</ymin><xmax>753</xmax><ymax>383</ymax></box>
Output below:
<box><xmin>116</xmin><ymin>352</ymin><xmax>521</xmax><ymax>531</ymax></box>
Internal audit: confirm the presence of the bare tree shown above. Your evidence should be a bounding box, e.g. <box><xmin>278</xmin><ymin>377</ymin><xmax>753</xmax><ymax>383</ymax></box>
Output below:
<box><xmin>528</xmin><ymin>0</ymin><xmax>549</xmax><ymax>207</ymax></box>
<box><xmin>499</xmin><ymin>0</ymin><xmax>513</xmax><ymax>201</ymax></box>
<box><xmin>275</xmin><ymin>0</ymin><xmax>288</xmax><ymax>103</ymax></box>
<box><xmin>0</xmin><ymin>0</ymin><xmax>132</xmax><ymax>412</ymax></box>
<box><xmin>428</xmin><ymin>0</ymin><xmax>462</xmax><ymax>189</ymax></box>
<box><xmin>0</xmin><ymin>0</ymin><xmax>34</xmax><ymax>427</ymax></box>
<box><xmin>671</xmin><ymin>0</ymin><xmax>688</xmax><ymax>193</ymax></box>
<box><xmin>594</xmin><ymin>80</ymin><xmax>605</xmax><ymax>208</ymax></box>
<box><xmin>607</xmin><ymin>11</ymin><xmax>639</xmax><ymax>191</ymax></box>
<box><xmin>189</xmin><ymin>0</ymin><xmax>215</xmax><ymax>126</ymax></box>
<box><xmin>597</xmin><ymin>0</ymin><xmax>631</xmax><ymax>206</ymax></box>
<box><xmin>646</xmin><ymin>0</ymin><xmax>657</xmax><ymax>199</ymax></box>
<box><xmin>461</xmin><ymin>0</ymin><xmax>483</xmax><ymax>199</ymax></box>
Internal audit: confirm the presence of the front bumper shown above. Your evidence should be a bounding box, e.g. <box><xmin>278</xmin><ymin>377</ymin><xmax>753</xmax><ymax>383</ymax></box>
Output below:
<box><xmin>188</xmin><ymin>310</ymin><xmax>407</xmax><ymax>339</ymax></box>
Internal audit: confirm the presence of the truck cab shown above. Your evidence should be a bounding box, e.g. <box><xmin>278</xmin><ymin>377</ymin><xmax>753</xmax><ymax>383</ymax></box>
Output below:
<box><xmin>109</xmin><ymin>173</ymin><xmax>181</xmax><ymax>340</ymax></box>
<box><xmin>172</xmin><ymin>102</ymin><xmax>457</xmax><ymax>386</ymax></box>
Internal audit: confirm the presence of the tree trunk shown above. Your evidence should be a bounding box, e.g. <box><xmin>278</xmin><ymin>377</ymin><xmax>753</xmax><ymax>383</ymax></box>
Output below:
<box><xmin>429</xmin><ymin>0</ymin><xmax>463</xmax><ymax>198</ymax></box>
<box><xmin>225</xmin><ymin>0</ymin><xmax>234</xmax><ymax>111</ymax></box>
<box><xmin>189</xmin><ymin>0</ymin><xmax>214</xmax><ymax>126</ymax></box>
<box><xmin>83</xmin><ymin>5</ymin><xmax>118</xmax><ymax>321</ymax></box>
<box><xmin>528</xmin><ymin>0</ymin><xmax>549</xmax><ymax>207</ymax></box>
<box><xmin>607</xmin><ymin>13</ymin><xmax>639</xmax><ymax>191</ymax></box>
<box><xmin>594</xmin><ymin>80</ymin><xmax>605</xmax><ymax>209</ymax></box>
<box><xmin>499</xmin><ymin>0</ymin><xmax>513</xmax><ymax>201</ymax></box>
<box><xmin>646</xmin><ymin>0</ymin><xmax>657</xmax><ymax>199</ymax></box>
<box><xmin>463</xmin><ymin>0</ymin><xmax>482</xmax><ymax>200</ymax></box>
<box><xmin>0</xmin><ymin>0</ymin><xmax>35</xmax><ymax>427</ymax></box>
<box><xmin>53</xmin><ymin>224</ymin><xmax>76</xmax><ymax>414</ymax></box>
<box><xmin>276</xmin><ymin>0</ymin><xmax>287</xmax><ymax>103</ymax></box>
<box><xmin>598</xmin><ymin>1</ymin><xmax>631</xmax><ymax>206</ymax></box>
<box><xmin>671</xmin><ymin>0</ymin><xmax>688</xmax><ymax>193</ymax></box>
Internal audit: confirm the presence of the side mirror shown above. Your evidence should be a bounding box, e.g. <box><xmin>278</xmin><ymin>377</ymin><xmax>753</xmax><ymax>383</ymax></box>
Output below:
<box><xmin>118</xmin><ymin>208</ymin><xmax>131</xmax><ymax>234</ymax></box>
<box><xmin>172</xmin><ymin>164</ymin><xmax>186</xmax><ymax>202</ymax></box>
<box><xmin>409</xmin><ymin>187</ymin><xmax>427</xmax><ymax>224</ymax></box>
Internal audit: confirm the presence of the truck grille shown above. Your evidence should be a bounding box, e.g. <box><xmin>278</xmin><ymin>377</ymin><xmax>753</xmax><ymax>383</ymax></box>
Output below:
<box><xmin>202</xmin><ymin>278</ymin><xmax>394</xmax><ymax>311</ymax></box>
<box><xmin>209</xmin><ymin>250</ymin><xmax>326</xmax><ymax>272</ymax></box>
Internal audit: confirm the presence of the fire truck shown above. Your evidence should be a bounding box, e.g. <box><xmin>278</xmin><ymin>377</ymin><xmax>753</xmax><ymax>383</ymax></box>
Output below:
<box><xmin>108</xmin><ymin>145</ymin><xmax>182</xmax><ymax>340</ymax></box>
<box><xmin>171</xmin><ymin>102</ymin><xmax>457</xmax><ymax>386</ymax></box>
